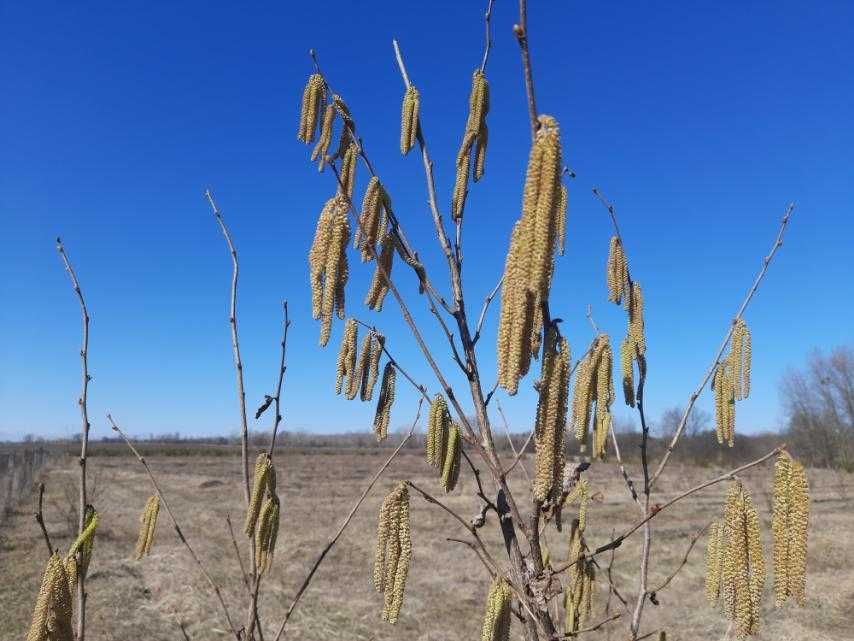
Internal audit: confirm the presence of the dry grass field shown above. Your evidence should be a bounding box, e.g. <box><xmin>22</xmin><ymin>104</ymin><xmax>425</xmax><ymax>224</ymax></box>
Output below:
<box><xmin>1</xmin><ymin>447</ymin><xmax>851</xmax><ymax>641</ymax></box>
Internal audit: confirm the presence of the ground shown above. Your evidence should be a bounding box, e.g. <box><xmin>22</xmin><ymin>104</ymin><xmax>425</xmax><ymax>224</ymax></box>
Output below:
<box><xmin>1</xmin><ymin>447</ymin><xmax>851</xmax><ymax>641</ymax></box>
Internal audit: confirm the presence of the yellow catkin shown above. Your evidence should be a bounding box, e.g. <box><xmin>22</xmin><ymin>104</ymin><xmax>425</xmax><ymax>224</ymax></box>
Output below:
<box><xmin>374</xmin><ymin>482</ymin><xmax>411</xmax><ymax>624</ymax></box>
<box><xmin>564</xmin><ymin>521</ymin><xmax>595</xmax><ymax>633</ymax></box>
<box><xmin>245</xmin><ymin>453</ymin><xmax>271</xmax><ymax>536</ymax></box>
<box><xmin>361</xmin><ymin>333</ymin><xmax>385</xmax><ymax>402</ymax></box>
<box><xmin>374</xmin><ymin>363</ymin><xmax>396</xmax><ymax>441</ymax></box>
<box><xmin>355</xmin><ymin>177</ymin><xmax>391</xmax><ymax>262</ymax></box>
<box><xmin>65</xmin><ymin>506</ymin><xmax>98</xmax><ymax>584</ymax></box>
<box><xmin>311</xmin><ymin>103</ymin><xmax>336</xmax><ymax>170</ymax></box>
<box><xmin>480</xmin><ymin>577</ymin><xmax>512</xmax><ymax>641</ymax></box>
<box><xmin>297</xmin><ymin>73</ymin><xmax>325</xmax><ymax>144</ymax></box>
<box><xmin>335</xmin><ymin>319</ymin><xmax>358</xmax><ymax>395</ymax></box>
<box><xmin>365</xmin><ymin>235</ymin><xmax>394</xmax><ymax>312</ymax></box>
<box><xmin>255</xmin><ymin>494</ymin><xmax>280</xmax><ymax>574</ymax></box>
<box><xmin>714</xmin><ymin>363</ymin><xmax>736</xmax><ymax>447</ymax></box>
<box><xmin>627</xmin><ymin>282</ymin><xmax>646</xmax><ymax>356</ymax></box>
<box><xmin>592</xmin><ymin>337</ymin><xmax>614</xmax><ymax>460</ymax></box>
<box><xmin>705</xmin><ymin>520</ymin><xmax>726</xmax><ymax>603</ymax></box>
<box><xmin>451</xmin><ymin>71</ymin><xmax>490</xmax><ymax>220</ymax></box>
<box><xmin>571</xmin><ymin>342</ymin><xmax>596</xmax><ymax>446</ymax></box>
<box><xmin>563</xmin><ymin>478</ymin><xmax>590</xmax><ymax>532</ymax></box>
<box><xmin>556</xmin><ymin>184</ymin><xmax>567</xmax><ymax>255</ymax></box>
<box><xmin>729</xmin><ymin>319</ymin><xmax>752</xmax><ymax>401</ymax></box>
<box><xmin>400</xmin><ymin>86</ymin><xmax>420</xmax><ymax>155</ymax></box>
<box><xmin>451</xmin><ymin>131</ymin><xmax>475</xmax><ymax>221</ymax></box>
<box><xmin>719</xmin><ymin>482</ymin><xmax>765</xmax><ymax>638</ymax></box>
<box><xmin>338</xmin><ymin>142</ymin><xmax>358</xmax><ymax>200</ymax></box>
<box><xmin>496</xmin><ymin>116</ymin><xmax>563</xmax><ymax>395</ymax></box>
<box><xmin>426</xmin><ymin>394</ymin><xmax>450</xmax><ymax>468</ymax></box>
<box><xmin>620</xmin><ymin>336</ymin><xmax>636</xmax><ymax>408</ymax></box>
<box><xmin>772</xmin><ymin>452</ymin><xmax>809</xmax><ymax>606</ymax></box>
<box><xmin>308</xmin><ymin>196</ymin><xmax>351</xmax><ymax>346</ymax></box>
<box><xmin>27</xmin><ymin>553</ymin><xmax>74</xmax><ymax>641</ymax></box>
<box><xmin>606</xmin><ymin>236</ymin><xmax>628</xmax><ymax>305</ymax></box>
<box><xmin>474</xmin><ymin>123</ymin><xmax>488</xmax><ymax>183</ymax></box>
<box><xmin>440</xmin><ymin>423</ymin><xmax>462</xmax><ymax>493</ymax></box>
<box><xmin>134</xmin><ymin>495</ymin><xmax>160</xmax><ymax>560</ymax></box>
<box><xmin>533</xmin><ymin>327</ymin><xmax>569</xmax><ymax>504</ymax></box>
<box><xmin>347</xmin><ymin>331</ymin><xmax>373</xmax><ymax>401</ymax></box>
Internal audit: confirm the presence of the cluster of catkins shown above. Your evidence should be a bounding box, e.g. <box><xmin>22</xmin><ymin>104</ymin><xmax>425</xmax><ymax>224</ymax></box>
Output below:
<box><xmin>27</xmin><ymin>509</ymin><xmax>99</xmax><ymax>641</ymax></box>
<box><xmin>571</xmin><ymin>335</ymin><xmax>614</xmax><ymax>460</ymax></box>
<box><xmin>245</xmin><ymin>453</ymin><xmax>280</xmax><ymax>574</ymax></box>
<box><xmin>134</xmin><ymin>495</ymin><xmax>160</xmax><ymax>559</ymax></box>
<box><xmin>335</xmin><ymin>320</ymin><xmax>385</xmax><ymax>401</ymax></box>
<box><xmin>496</xmin><ymin>115</ymin><xmax>567</xmax><ymax>395</ymax></box>
<box><xmin>425</xmin><ymin>395</ymin><xmax>462</xmax><ymax>492</ymax></box>
<box><xmin>563</xmin><ymin>516</ymin><xmax>596</xmax><ymax>634</ymax></box>
<box><xmin>771</xmin><ymin>451</ymin><xmax>809</xmax><ymax>606</ymax></box>
<box><xmin>452</xmin><ymin>70</ymin><xmax>490</xmax><ymax>220</ymax></box>
<box><xmin>713</xmin><ymin>319</ymin><xmax>751</xmax><ymax>446</ymax></box>
<box><xmin>479</xmin><ymin>577</ymin><xmax>512</xmax><ymax>641</ymax></box>
<box><xmin>532</xmin><ymin>326</ymin><xmax>570</xmax><ymax>503</ymax></box>
<box><xmin>373</xmin><ymin>481</ymin><xmax>412</xmax><ymax>624</ymax></box>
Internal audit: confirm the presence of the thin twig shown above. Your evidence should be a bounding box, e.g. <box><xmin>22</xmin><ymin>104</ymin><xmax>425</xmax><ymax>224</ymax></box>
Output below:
<box><xmin>473</xmin><ymin>276</ymin><xmax>503</xmax><ymax>345</ymax></box>
<box><xmin>560</xmin><ymin>613</ymin><xmax>622</xmax><ymax>638</ymax></box>
<box><xmin>496</xmin><ymin>400</ymin><xmax>532</xmax><ymax>481</ymax></box>
<box><xmin>225</xmin><ymin>514</ymin><xmax>250</xmax><ymax>591</ymax></box>
<box><xmin>56</xmin><ymin>238</ymin><xmax>91</xmax><ymax>641</ymax></box>
<box><xmin>479</xmin><ymin>0</ymin><xmax>496</xmax><ymax>73</ymax></box>
<box><xmin>33</xmin><ymin>482</ymin><xmax>54</xmax><ymax>556</ymax></box>
<box><xmin>648</xmin><ymin>523</ymin><xmax>711</xmax><ymax>597</ymax></box>
<box><xmin>108</xmin><ymin>414</ymin><xmax>241</xmax><ymax>640</ymax></box>
<box><xmin>650</xmin><ymin>203</ymin><xmax>796</xmax><ymax>487</ymax></box>
<box><xmin>513</xmin><ymin>0</ymin><xmax>539</xmax><ymax>140</ymax></box>
<box><xmin>272</xmin><ymin>400</ymin><xmax>423</xmax><ymax>641</ymax></box>
<box><xmin>267</xmin><ymin>301</ymin><xmax>291</xmax><ymax>458</ymax></box>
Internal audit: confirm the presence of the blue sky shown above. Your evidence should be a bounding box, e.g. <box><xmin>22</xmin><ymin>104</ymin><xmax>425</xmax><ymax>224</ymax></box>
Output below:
<box><xmin>2</xmin><ymin>1</ymin><xmax>852</xmax><ymax>440</ymax></box>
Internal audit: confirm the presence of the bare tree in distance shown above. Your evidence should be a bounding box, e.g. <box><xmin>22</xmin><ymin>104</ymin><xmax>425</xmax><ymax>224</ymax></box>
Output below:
<box><xmin>657</xmin><ymin>405</ymin><xmax>712</xmax><ymax>440</ymax></box>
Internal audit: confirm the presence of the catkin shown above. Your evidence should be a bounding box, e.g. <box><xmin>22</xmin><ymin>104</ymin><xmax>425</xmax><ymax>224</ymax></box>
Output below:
<box><xmin>563</xmin><ymin>478</ymin><xmax>590</xmax><ymax>532</ymax></box>
<box><xmin>572</xmin><ymin>335</ymin><xmax>615</xmax><ymax>458</ymax></box>
<box><xmin>426</xmin><ymin>394</ymin><xmax>451</xmax><ymax>469</ymax></box>
<box><xmin>355</xmin><ymin>177</ymin><xmax>391</xmax><ymax>261</ymax></box>
<box><xmin>451</xmin><ymin>71</ymin><xmax>490</xmax><ymax>220</ymax></box>
<box><xmin>311</xmin><ymin>103</ymin><xmax>336</xmax><ymax>170</ymax></box>
<box><xmin>65</xmin><ymin>506</ymin><xmax>98</xmax><ymax>583</ymax></box>
<box><xmin>347</xmin><ymin>331</ymin><xmax>373</xmax><ymax>401</ymax></box>
<box><xmin>297</xmin><ymin>74</ymin><xmax>325</xmax><ymax>144</ymax></box>
<box><xmin>533</xmin><ymin>327</ymin><xmax>570</xmax><ymax>504</ymax></box>
<box><xmin>606</xmin><ymin>236</ymin><xmax>628</xmax><ymax>305</ymax></box>
<box><xmin>27</xmin><ymin>553</ymin><xmax>74</xmax><ymax>641</ymax></box>
<box><xmin>245</xmin><ymin>453</ymin><xmax>273</xmax><ymax>536</ymax></box>
<box><xmin>374</xmin><ymin>362</ymin><xmax>396</xmax><ymax>441</ymax></box>
<box><xmin>715</xmin><ymin>482</ymin><xmax>765</xmax><ymax>638</ymax></box>
<box><xmin>729</xmin><ymin>319</ymin><xmax>752</xmax><ymax>401</ymax></box>
<box><xmin>308</xmin><ymin>195</ymin><xmax>351</xmax><ymax>346</ymax></box>
<box><xmin>557</xmin><ymin>184</ymin><xmax>567</xmax><ymax>256</ymax></box>
<box><xmin>374</xmin><ymin>481</ymin><xmax>411</xmax><ymax>623</ymax></box>
<box><xmin>400</xmin><ymin>86</ymin><xmax>420</xmax><ymax>155</ymax></box>
<box><xmin>627</xmin><ymin>282</ymin><xmax>646</xmax><ymax>356</ymax></box>
<box><xmin>134</xmin><ymin>496</ymin><xmax>160</xmax><ymax>560</ymax></box>
<box><xmin>620</xmin><ymin>336</ymin><xmax>636</xmax><ymax>407</ymax></box>
<box><xmin>564</xmin><ymin>521</ymin><xmax>595</xmax><ymax>633</ymax></box>
<box><xmin>480</xmin><ymin>577</ymin><xmax>512</xmax><ymax>641</ymax></box>
<box><xmin>496</xmin><ymin>116</ymin><xmax>563</xmax><ymax>395</ymax></box>
<box><xmin>256</xmin><ymin>494</ymin><xmax>281</xmax><ymax>574</ymax></box>
<box><xmin>705</xmin><ymin>520</ymin><xmax>726</xmax><ymax>604</ymax></box>
<box><xmin>772</xmin><ymin>452</ymin><xmax>809</xmax><ymax>606</ymax></box>
<box><xmin>592</xmin><ymin>337</ymin><xmax>614</xmax><ymax>460</ymax></box>
<box><xmin>365</xmin><ymin>235</ymin><xmax>394</xmax><ymax>311</ymax></box>
<box><xmin>361</xmin><ymin>333</ymin><xmax>385</xmax><ymax>402</ymax></box>
<box><xmin>335</xmin><ymin>319</ymin><xmax>358</xmax><ymax>395</ymax></box>
<box><xmin>338</xmin><ymin>142</ymin><xmax>358</xmax><ymax>200</ymax></box>
<box><xmin>441</xmin><ymin>423</ymin><xmax>462</xmax><ymax>493</ymax></box>
<box><xmin>714</xmin><ymin>363</ymin><xmax>736</xmax><ymax>447</ymax></box>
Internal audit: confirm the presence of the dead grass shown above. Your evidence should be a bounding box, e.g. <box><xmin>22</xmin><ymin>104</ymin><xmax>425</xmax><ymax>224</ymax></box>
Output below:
<box><xmin>1</xmin><ymin>448</ymin><xmax>852</xmax><ymax>640</ymax></box>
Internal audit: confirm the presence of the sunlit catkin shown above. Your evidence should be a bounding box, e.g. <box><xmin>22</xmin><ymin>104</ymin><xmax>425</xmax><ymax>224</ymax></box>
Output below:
<box><xmin>337</xmin><ymin>142</ymin><xmax>358</xmax><ymax>200</ymax></box>
<box><xmin>533</xmin><ymin>327</ymin><xmax>569</xmax><ymax>504</ymax></box>
<box><xmin>620</xmin><ymin>336</ymin><xmax>636</xmax><ymax>407</ymax></box>
<box><xmin>451</xmin><ymin>71</ymin><xmax>490</xmax><ymax>220</ymax></box>
<box><xmin>134</xmin><ymin>495</ymin><xmax>160</xmax><ymax>560</ymax></box>
<box><xmin>400</xmin><ymin>86</ymin><xmax>420</xmax><ymax>155</ymax></box>
<box><xmin>374</xmin><ymin>362</ymin><xmax>396</xmax><ymax>441</ymax></box>
<box><xmin>308</xmin><ymin>196</ymin><xmax>351</xmax><ymax>346</ymax></box>
<box><xmin>729</xmin><ymin>319</ymin><xmax>752</xmax><ymax>401</ymax></box>
<box><xmin>426</xmin><ymin>394</ymin><xmax>450</xmax><ymax>468</ymax></box>
<box><xmin>627</xmin><ymin>282</ymin><xmax>646</xmax><ymax>356</ymax></box>
<box><xmin>311</xmin><ymin>103</ymin><xmax>336</xmax><ymax>170</ymax></box>
<box><xmin>355</xmin><ymin>177</ymin><xmax>391</xmax><ymax>261</ymax></box>
<box><xmin>563</xmin><ymin>477</ymin><xmax>590</xmax><ymax>532</ymax></box>
<box><xmin>705</xmin><ymin>520</ymin><xmax>726</xmax><ymax>604</ymax></box>
<box><xmin>496</xmin><ymin>116</ymin><xmax>563</xmax><ymax>395</ymax></box>
<box><xmin>365</xmin><ymin>235</ymin><xmax>394</xmax><ymax>312</ymax></box>
<box><xmin>66</xmin><ymin>506</ymin><xmax>98</xmax><ymax>583</ymax></box>
<box><xmin>606</xmin><ymin>236</ymin><xmax>628</xmax><ymax>305</ymax></box>
<box><xmin>592</xmin><ymin>336</ymin><xmax>614</xmax><ymax>460</ymax></box>
<box><xmin>557</xmin><ymin>184</ymin><xmax>567</xmax><ymax>255</ymax></box>
<box><xmin>480</xmin><ymin>577</ymin><xmax>512</xmax><ymax>641</ymax></box>
<box><xmin>564</xmin><ymin>521</ymin><xmax>595</xmax><ymax>633</ymax></box>
<box><xmin>27</xmin><ymin>553</ymin><xmax>74</xmax><ymax>641</ymax></box>
<box><xmin>346</xmin><ymin>331</ymin><xmax>372</xmax><ymax>401</ymax></box>
<box><xmin>719</xmin><ymin>482</ymin><xmax>765</xmax><ymax>638</ymax></box>
<box><xmin>441</xmin><ymin>423</ymin><xmax>462</xmax><ymax>493</ymax></box>
<box><xmin>336</xmin><ymin>319</ymin><xmax>358</xmax><ymax>395</ymax></box>
<box><xmin>361</xmin><ymin>333</ymin><xmax>385</xmax><ymax>402</ymax></box>
<box><xmin>374</xmin><ymin>482</ymin><xmax>411</xmax><ymax>624</ymax></box>
<box><xmin>772</xmin><ymin>452</ymin><xmax>809</xmax><ymax>606</ymax></box>
<box><xmin>714</xmin><ymin>363</ymin><xmax>736</xmax><ymax>447</ymax></box>
<box><xmin>255</xmin><ymin>494</ymin><xmax>280</xmax><ymax>574</ymax></box>
<box><xmin>298</xmin><ymin>73</ymin><xmax>325</xmax><ymax>144</ymax></box>
<box><xmin>245</xmin><ymin>453</ymin><xmax>272</xmax><ymax>536</ymax></box>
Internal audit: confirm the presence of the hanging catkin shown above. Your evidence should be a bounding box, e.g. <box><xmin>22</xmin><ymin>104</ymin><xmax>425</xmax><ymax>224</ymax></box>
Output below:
<box><xmin>345</xmin><ymin>331</ymin><xmax>372</xmax><ymax>400</ymax></box>
<box><xmin>713</xmin><ymin>482</ymin><xmax>765</xmax><ymax>638</ymax></box>
<box><xmin>255</xmin><ymin>494</ymin><xmax>280</xmax><ymax>574</ymax></box>
<box><xmin>361</xmin><ymin>333</ymin><xmax>385</xmax><ymax>402</ymax></box>
<box><xmin>772</xmin><ymin>452</ymin><xmax>809</xmax><ymax>606</ymax></box>
<box><xmin>451</xmin><ymin>70</ymin><xmax>490</xmax><ymax>220</ymax></box>
<box><xmin>532</xmin><ymin>326</ymin><xmax>570</xmax><ymax>504</ymax></box>
<box><xmin>606</xmin><ymin>236</ymin><xmax>629</xmax><ymax>305</ymax></box>
<box><xmin>564</xmin><ymin>520</ymin><xmax>595</xmax><ymax>634</ymax></box>
<box><xmin>400</xmin><ymin>86</ymin><xmax>420</xmax><ymax>155</ymax></box>
<box><xmin>311</xmin><ymin>103</ymin><xmax>336</xmax><ymax>170</ymax></box>
<box><xmin>441</xmin><ymin>423</ymin><xmax>462</xmax><ymax>493</ymax></box>
<box><xmin>355</xmin><ymin>177</ymin><xmax>390</xmax><ymax>261</ymax></box>
<box><xmin>557</xmin><ymin>184</ymin><xmax>567</xmax><ymax>256</ymax></box>
<box><xmin>374</xmin><ymin>481</ymin><xmax>411</xmax><ymax>623</ymax></box>
<box><xmin>563</xmin><ymin>477</ymin><xmax>590</xmax><ymax>533</ymax></box>
<box><xmin>374</xmin><ymin>362</ymin><xmax>396</xmax><ymax>441</ymax></box>
<box><xmin>337</xmin><ymin>142</ymin><xmax>358</xmax><ymax>200</ymax></box>
<box><xmin>27</xmin><ymin>553</ymin><xmax>74</xmax><ymax>641</ymax></box>
<box><xmin>496</xmin><ymin>116</ymin><xmax>563</xmax><ymax>395</ymax></box>
<box><xmin>480</xmin><ymin>577</ymin><xmax>512</xmax><ymax>641</ymax></box>
<box><xmin>705</xmin><ymin>520</ymin><xmax>726</xmax><ymax>604</ymax></box>
<box><xmin>426</xmin><ymin>394</ymin><xmax>451</xmax><ymax>469</ymax></box>
<box><xmin>713</xmin><ymin>363</ymin><xmax>736</xmax><ymax>447</ymax></box>
<box><xmin>245</xmin><ymin>453</ymin><xmax>273</xmax><ymax>536</ymax></box>
<box><xmin>335</xmin><ymin>319</ymin><xmax>358</xmax><ymax>395</ymax></box>
<box><xmin>65</xmin><ymin>506</ymin><xmax>98</xmax><ymax>586</ymax></box>
<box><xmin>365</xmin><ymin>235</ymin><xmax>394</xmax><ymax>312</ymax></box>
<box><xmin>134</xmin><ymin>495</ymin><xmax>160</xmax><ymax>560</ymax></box>
<box><xmin>308</xmin><ymin>195</ymin><xmax>350</xmax><ymax>346</ymax></box>
<box><xmin>729</xmin><ymin>319</ymin><xmax>752</xmax><ymax>401</ymax></box>
<box><xmin>297</xmin><ymin>73</ymin><xmax>325</xmax><ymax>144</ymax></box>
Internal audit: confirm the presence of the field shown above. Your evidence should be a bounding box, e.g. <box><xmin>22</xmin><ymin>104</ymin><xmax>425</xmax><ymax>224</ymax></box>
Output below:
<box><xmin>1</xmin><ymin>446</ymin><xmax>852</xmax><ymax>641</ymax></box>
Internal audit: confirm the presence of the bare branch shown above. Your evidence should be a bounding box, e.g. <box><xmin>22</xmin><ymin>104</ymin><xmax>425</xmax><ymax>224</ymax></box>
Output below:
<box><xmin>513</xmin><ymin>0</ymin><xmax>539</xmax><ymax>140</ymax></box>
<box><xmin>473</xmin><ymin>276</ymin><xmax>503</xmax><ymax>345</ymax></box>
<box><xmin>648</xmin><ymin>523</ymin><xmax>711</xmax><ymax>597</ymax></box>
<box><xmin>33</xmin><ymin>482</ymin><xmax>54</xmax><ymax>557</ymax></box>
<box><xmin>479</xmin><ymin>0</ymin><xmax>496</xmax><ymax>73</ymax></box>
<box><xmin>267</xmin><ymin>301</ymin><xmax>291</xmax><ymax>458</ymax></box>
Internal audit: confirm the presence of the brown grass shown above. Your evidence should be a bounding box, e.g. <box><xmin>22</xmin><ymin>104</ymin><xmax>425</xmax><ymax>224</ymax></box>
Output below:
<box><xmin>1</xmin><ymin>449</ymin><xmax>851</xmax><ymax>640</ymax></box>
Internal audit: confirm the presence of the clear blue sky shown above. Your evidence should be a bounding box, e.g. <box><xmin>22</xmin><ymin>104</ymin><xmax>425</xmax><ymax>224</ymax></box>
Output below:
<box><xmin>2</xmin><ymin>1</ymin><xmax>852</xmax><ymax>440</ymax></box>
